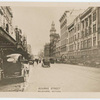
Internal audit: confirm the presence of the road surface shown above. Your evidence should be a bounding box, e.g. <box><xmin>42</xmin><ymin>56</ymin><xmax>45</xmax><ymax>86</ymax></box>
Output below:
<box><xmin>24</xmin><ymin>63</ymin><xmax>100</xmax><ymax>92</ymax></box>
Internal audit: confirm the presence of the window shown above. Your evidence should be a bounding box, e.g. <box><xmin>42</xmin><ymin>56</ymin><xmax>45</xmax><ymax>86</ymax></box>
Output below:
<box><xmin>77</xmin><ymin>42</ymin><xmax>79</xmax><ymax>50</ymax></box>
<box><xmin>74</xmin><ymin>27</ymin><xmax>76</xmax><ymax>32</ymax></box>
<box><xmin>6</xmin><ymin>24</ymin><xmax>9</xmax><ymax>32</ymax></box>
<box><xmin>89</xmin><ymin>15</ymin><xmax>92</xmax><ymax>25</ymax></box>
<box><xmin>98</xmin><ymin>28</ymin><xmax>100</xmax><ymax>34</ymax></box>
<box><xmin>85</xmin><ymin>29</ymin><xmax>88</xmax><ymax>37</ymax></box>
<box><xmin>78</xmin><ymin>33</ymin><xmax>80</xmax><ymax>39</ymax></box>
<box><xmin>87</xmin><ymin>38</ymin><xmax>92</xmax><ymax>48</ymax></box>
<box><xmin>81</xmin><ymin>30</ymin><xmax>84</xmax><ymax>38</ymax></box>
<box><xmin>73</xmin><ymin>36</ymin><xmax>74</xmax><ymax>42</ymax></box>
<box><xmin>93</xmin><ymin>24</ymin><xmax>96</xmax><ymax>33</ymax></box>
<box><xmin>81</xmin><ymin>41</ymin><xmax>83</xmax><ymax>49</ymax></box>
<box><xmin>83</xmin><ymin>40</ymin><xmax>87</xmax><ymax>48</ymax></box>
<box><xmin>75</xmin><ymin>35</ymin><xmax>76</xmax><ymax>40</ymax></box>
<box><xmin>78</xmin><ymin>24</ymin><xmax>80</xmax><ymax>31</ymax></box>
<box><xmin>3</xmin><ymin>18</ymin><xmax>5</xmax><ymax>28</ymax></box>
<box><xmin>89</xmin><ymin>27</ymin><xmax>92</xmax><ymax>35</ymax></box>
<box><xmin>82</xmin><ymin>21</ymin><xmax>84</xmax><ymax>29</ymax></box>
<box><xmin>74</xmin><ymin>43</ymin><xmax>76</xmax><ymax>50</ymax></box>
<box><xmin>93</xmin><ymin>11</ymin><xmax>96</xmax><ymax>21</ymax></box>
<box><xmin>93</xmin><ymin>37</ymin><xmax>96</xmax><ymax>46</ymax></box>
<box><xmin>85</xmin><ymin>18</ymin><xmax>88</xmax><ymax>27</ymax></box>
<box><xmin>0</xmin><ymin>13</ymin><xmax>2</xmax><ymax>24</ymax></box>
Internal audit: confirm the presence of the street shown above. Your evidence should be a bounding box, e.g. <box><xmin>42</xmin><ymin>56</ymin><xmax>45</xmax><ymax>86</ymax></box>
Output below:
<box><xmin>0</xmin><ymin>63</ymin><xmax>100</xmax><ymax>92</ymax></box>
<box><xmin>23</xmin><ymin>63</ymin><xmax>100</xmax><ymax>92</ymax></box>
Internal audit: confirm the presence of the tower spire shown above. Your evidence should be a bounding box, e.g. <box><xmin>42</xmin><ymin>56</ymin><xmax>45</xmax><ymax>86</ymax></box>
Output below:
<box><xmin>50</xmin><ymin>21</ymin><xmax>56</xmax><ymax>34</ymax></box>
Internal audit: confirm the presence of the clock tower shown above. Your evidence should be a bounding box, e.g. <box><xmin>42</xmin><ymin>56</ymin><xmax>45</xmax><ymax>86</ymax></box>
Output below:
<box><xmin>50</xmin><ymin>21</ymin><xmax>56</xmax><ymax>42</ymax></box>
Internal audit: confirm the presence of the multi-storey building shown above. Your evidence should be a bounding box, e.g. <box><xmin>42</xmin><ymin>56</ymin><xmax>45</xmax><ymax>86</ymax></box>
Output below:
<box><xmin>27</xmin><ymin>44</ymin><xmax>31</xmax><ymax>54</ymax></box>
<box><xmin>59</xmin><ymin>11</ymin><xmax>68</xmax><ymax>57</ymax></box>
<box><xmin>79</xmin><ymin>7</ymin><xmax>100</xmax><ymax>59</ymax></box>
<box><xmin>0</xmin><ymin>7</ymin><xmax>16</xmax><ymax>40</ymax></box>
<box><xmin>68</xmin><ymin>22</ymin><xmax>75</xmax><ymax>57</ymax></box>
<box><xmin>55</xmin><ymin>38</ymin><xmax>61</xmax><ymax>58</ymax></box>
<box><xmin>0</xmin><ymin>6</ymin><xmax>16</xmax><ymax>79</ymax></box>
<box><xmin>15</xmin><ymin>27</ymin><xmax>28</xmax><ymax>57</ymax></box>
<box><xmin>0</xmin><ymin>6</ymin><xmax>31</xmax><ymax>79</ymax></box>
<box><xmin>15</xmin><ymin>27</ymin><xmax>22</xmax><ymax>45</ymax></box>
<box><xmin>0</xmin><ymin>7</ymin><xmax>16</xmax><ymax>58</ymax></box>
<box><xmin>44</xmin><ymin>43</ymin><xmax>50</xmax><ymax>57</ymax></box>
<box><xmin>61</xmin><ymin>7</ymin><xmax>100</xmax><ymax>65</ymax></box>
<box><xmin>22</xmin><ymin>35</ymin><xmax>27</xmax><ymax>52</ymax></box>
<box><xmin>59</xmin><ymin>10</ymin><xmax>85</xmax><ymax>59</ymax></box>
<box><xmin>68</xmin><ymin>15</ymin><xmax>81</xmax><ymax>58</ymax></box>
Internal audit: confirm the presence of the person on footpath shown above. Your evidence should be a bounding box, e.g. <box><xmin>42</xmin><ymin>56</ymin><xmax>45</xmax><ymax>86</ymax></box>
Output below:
<box><xmin>26</xmin><ymin>62</ymin><xmax>30</xmax><ymax>76</ymax></box>
<box><xmin>32</xmin><ymin>60</ymin><xmax>34</xmax><ymax>66</ymax></box>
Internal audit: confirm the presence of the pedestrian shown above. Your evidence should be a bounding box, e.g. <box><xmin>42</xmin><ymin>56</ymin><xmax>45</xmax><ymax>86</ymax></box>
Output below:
<box><xmin>26</xmin><ymin>62</ymin><xmax>30</xmax><ymax>75</ymax></box>
<box><xmin>33</xmin><ymin>60</ymin><xmax>34</xmax><ymax>66</ymax></box>
<box><xmin>36</xmin><ymin>59</ymin><xmax>38</xmax><ymax>64</ymax></box>
<box><xmin>0</xmin><ymin>58</ymin><xmax>3</xmax><ymax>69</ymax></box>
<box><xmin>39</xmin><ymin>60</ymin><xmax>41</xmax><ymax>63</ymax></box>
<box><xmin>23</xmin><ymin>61</ymin><xmax>30</xmax><ymax>76</ymax></box>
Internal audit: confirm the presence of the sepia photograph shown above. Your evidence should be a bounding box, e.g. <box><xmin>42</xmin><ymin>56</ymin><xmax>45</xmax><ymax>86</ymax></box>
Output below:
<box><xmin>0</xmin><ymin>1</ymin><xmax>100</xmax><ymax>98</ymax></box>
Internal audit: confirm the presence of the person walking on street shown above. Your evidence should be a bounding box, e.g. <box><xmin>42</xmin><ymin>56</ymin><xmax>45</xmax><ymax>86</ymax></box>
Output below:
<box><xmin>35</xmin><ymin>59</ymin><xmax>38</xmax><ymax>65</ymax></box>
<box><xmin>33</xmin><ymin>60</ymin><xmax>34</xmax><ymax>66</ymax></box>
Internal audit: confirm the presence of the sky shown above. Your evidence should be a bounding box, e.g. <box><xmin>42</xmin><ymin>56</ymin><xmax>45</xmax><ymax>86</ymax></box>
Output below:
<box><xmin>11</xmin><ymin>5</ymin><xmax>89</xmax><ymax>55</ymax></box>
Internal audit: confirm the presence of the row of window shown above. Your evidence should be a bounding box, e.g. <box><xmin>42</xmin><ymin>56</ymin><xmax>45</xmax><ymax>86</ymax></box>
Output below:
<box><xmin>69</xmin><ymin>24</ymin><xmax>96</xmax><ymax>44</ymax></box>
<box><xmin>69</xmin><ymin>37</ymin><xmax>96</xmax><ymax>51</ymax></box>
<box><xmin>59</xmin><ymin>37</ymin><xmax>97</xmax><ymax>52</ymax></box>
<box><xmin>63</xmin><ymin>25</ymin><xmax>96</xmax><ymax>45</ymax></box>
<box><xmin>68</xmin><ymin>23</ymin><xmax>96</xmax><ymax>39</ymax></box>
<box><xmin>0</xmin><ymin>11</ymin><xmax>13</xmax><ymax>34</ymax></box>
<box><xmin>61</xmin><ymin>32</ymin><xmax>68</xmax><ymax>40</ymax></box>
<box><xmin>69</xmin><ymin>44</ymin><xmax>74</xmax><ymax>51</ymax></box>
<box><xmin>61</xmin><ymin>39</ymin><xmax>67</xmax><ymax>46</ymax></box>
<box><xmin>61</xmin><ymin>46</ymin><xmax>66</xmax><ymax>52</ymax></box>
<box><xmin>60</xmin><ymin>19</ymin><xmax>67</xmax><ymax>29</ymax></box>
<box><xmin>61</xmin><ymin>25</ymin><xmax>67</xmax><ymax>34</ymax></box>
<box><xmin>82</xmin><ymin>11</ymin><xmax>96</xmax><ymax>29</ymax></box>
<box><xmin>74</xmin><ymin>23</ymin><xmax>80</xmax><ymax>32</ymax></box>
<box><xmin>69</xmin><ymin>33</ymin><xmax>80</xmax><ymax>43</ymax></box>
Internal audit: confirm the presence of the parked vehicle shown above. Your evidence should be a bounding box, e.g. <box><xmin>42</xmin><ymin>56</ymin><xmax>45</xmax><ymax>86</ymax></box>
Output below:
<box><xmin>42</xmin><ymin>58</ymin><xmax>50</xmax><ymax>68</ymax></box>
<box><xmin>29</xmin><ymin>60</ymin><xmax>34</xmax><ymax>65</ymax></box>
<box><xmin>49</xmin><ymin>58</ymin><xmax>55</xmax><ymax>64</ymax></box>
<box><xmin>2</xmin><ymin>53</ymin><xmax>27</xmax><ymax>82</ymax></box>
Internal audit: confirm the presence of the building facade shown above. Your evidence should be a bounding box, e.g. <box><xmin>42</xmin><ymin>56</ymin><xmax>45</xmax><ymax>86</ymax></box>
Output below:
<box><xmin>59</xmin><ymin>7</ymin><xmax>100</xmax><ymax>65</ymax></box>
<box><xmin>0</xmin><ymin>6</ymin><xmax>16</xmax><ymax>79</ymax></box>
<box><xmin>0</xmin><ymin>6</ymin><xmax>16</xmax><ymax>58</ymax></box>
<box><xmin>15</xmin><ymin>27</ymin><xmax>29</xmax><ymax>59</ymax></box>
<box><xmin>0</xmin><ymin>6</ymin><xmax>31</xmax><ymax>71</ymax></box>
<box><xmin>67</xmin><ymin>7</ymin><xmax>100</xmax><ymax>57</ymax></box>
<box><xmin>0</xmin><ymin>6</ymin><xmax>32</xmax><ymax>80</ymax></box>
<box><xmin>59</xmin><ymin>11</ymin><xmax>68</xmax><ymax>56</ymax></box>
<box><xmin>0</xmin><ymin>7</ymin><xmax>16</xmax><ymax>40</ymax></box>
<box><xmin>68</xmin><ymin>14</ymin><xmax>81</xmax><ymax>58</ymax></box>
<box><xmin>55</xmin><ymin>38</ymin><xmax>61</xmax><ymax>58</ymax></box>
<box><xmin>27</xmin><ymin>44</ymin><xmax>31</xmax><ymax>54</ymax></box>
<box><xmin>44</xmin><ymin>43</ymin><xmax>50</xmax><ymax>57</ymax></box>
